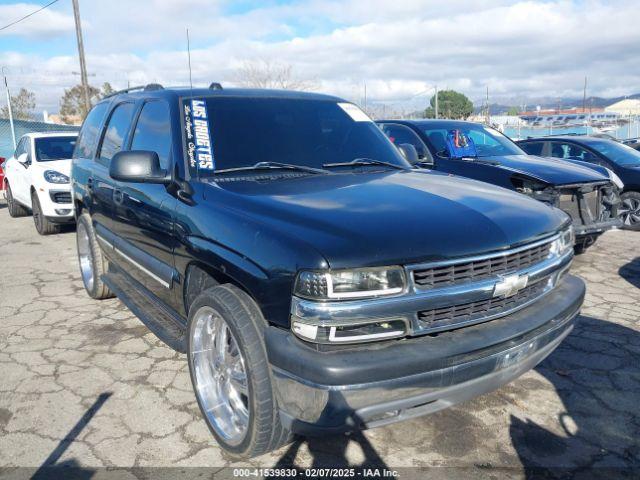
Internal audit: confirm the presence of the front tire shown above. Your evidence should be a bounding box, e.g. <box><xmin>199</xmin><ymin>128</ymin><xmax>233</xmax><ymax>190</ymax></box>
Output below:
<box><xmin>31</xmin><ymin>191</ymin><xmax>60</xmax><ymax>235</ymax></box>
<box><xmin>76</xmin><ymin>213</ymin><xmax>114</xmax><ymax>299</ymax></box>
<box><xmin>187</xmin><ymin>284</ymin><xmax>291</xmax><ymax>458</ymax></box>
<box><xmin>6</xmin><ymin>182</ymin><xmax>30</xmax><ymax>218</ymax></box>
<box><xmin>620</xmin><ymin>191</ymin><xmax>640</xmax><ymax>231</ymax></box>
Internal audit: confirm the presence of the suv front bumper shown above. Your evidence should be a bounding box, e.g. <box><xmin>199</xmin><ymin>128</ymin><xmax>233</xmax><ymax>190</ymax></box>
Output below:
<box><xmin>266</xmin><ymin>274</ymin><xmax>584</xmax><ymax>434</ymax></box>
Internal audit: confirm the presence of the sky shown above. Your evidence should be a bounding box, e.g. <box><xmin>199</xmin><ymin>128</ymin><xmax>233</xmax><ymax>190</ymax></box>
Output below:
<box><xmin>1</xmin><ymin>0</ymin><xmax>639</xmax><ymax>115</ymax></box>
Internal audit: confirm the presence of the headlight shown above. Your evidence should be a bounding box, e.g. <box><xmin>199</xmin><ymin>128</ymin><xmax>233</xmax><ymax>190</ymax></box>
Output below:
<box><xmin>604</xmin><ymin>168</ymin><xmax>624</xmax><ymax>190</ymax></box>
<box><xmin>550</xmin><ymin>226</ymin><xmax>575</xmax><ymax>256</ymax></box>
<box><xmin>44</xmin><ymin>170</ymin><xmax>70</xmax><ymax>184</ymax></box>
<box><xmin>294</xmin><ymin>266</ymin><xmax>406</xmax><ymax>300</ymax></box>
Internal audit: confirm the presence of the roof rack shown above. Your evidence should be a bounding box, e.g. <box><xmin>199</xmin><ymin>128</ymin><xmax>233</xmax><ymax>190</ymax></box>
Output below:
<box><xmin>103</xmin><ymin>83</ymin><xmax>164</xmax><ymax>99</ymax></box>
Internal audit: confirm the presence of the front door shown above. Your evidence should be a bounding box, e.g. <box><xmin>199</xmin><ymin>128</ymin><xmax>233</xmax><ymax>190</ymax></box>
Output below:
<box><xmin>110</xmin><ymin>99</ymin><xmax>178</xmax><ymax>306</ymax></box>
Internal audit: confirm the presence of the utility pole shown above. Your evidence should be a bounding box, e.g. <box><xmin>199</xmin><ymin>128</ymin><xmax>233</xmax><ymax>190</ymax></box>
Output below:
<box><xmin>434</xmin><ymin>85</ymin><xmax>438</xmax><ymax>119</ymax></box>
<box><xmin>71</xmin><ymin>0</ymin><xmax>91</xmax><ymax>116</ymax></box>
<box><xmin>2</xmin><ymin>69</ymin><xmax>16</xmax><ymax>149</ymax></box>
<box><xmin>582</xmin><ymin>76</ymin><xmax>587</xmax><ymax>113</ymax></box>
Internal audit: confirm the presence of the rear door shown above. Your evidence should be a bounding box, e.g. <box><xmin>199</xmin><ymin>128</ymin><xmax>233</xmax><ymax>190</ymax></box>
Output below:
<box><xmin>110</xmin><ymin>99</ymin><xmax>178</xmax><ymax>305</ymax></box>
<box><xmin>90</xmin><ymin>101</ymin><xmax>137</xmax><ymax>244</ymax></box>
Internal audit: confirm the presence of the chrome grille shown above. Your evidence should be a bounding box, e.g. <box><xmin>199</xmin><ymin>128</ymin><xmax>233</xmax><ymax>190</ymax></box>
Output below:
<box><xmin>413</xmin><ymin>241</ymin><xmax>552</xmax><ymax>288</ymax></box>
<box><xmin>417</xmin><ymin>279</ymin><xmax>550</xmax><ymax>332</ymax></box>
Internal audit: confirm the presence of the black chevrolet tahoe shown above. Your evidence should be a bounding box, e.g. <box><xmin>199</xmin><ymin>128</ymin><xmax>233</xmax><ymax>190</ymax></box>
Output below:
<box><xmin>71</xmin><ymin>84</ymin><xmax>584</xmax><ymax>458</ymax></box>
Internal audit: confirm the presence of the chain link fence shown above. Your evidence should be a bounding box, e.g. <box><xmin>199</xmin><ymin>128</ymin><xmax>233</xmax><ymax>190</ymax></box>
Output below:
<box><xmin>0</xmin><ymin>117</ymin><xmax>79</xmax><ymax>160</ymax></box>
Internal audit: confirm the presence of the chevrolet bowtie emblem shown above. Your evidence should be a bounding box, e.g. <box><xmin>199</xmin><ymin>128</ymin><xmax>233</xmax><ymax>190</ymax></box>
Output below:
<box><xmin>493</xmin><ymin>273</ymin><xmax>529</xmax><ymax>298</ymax></box>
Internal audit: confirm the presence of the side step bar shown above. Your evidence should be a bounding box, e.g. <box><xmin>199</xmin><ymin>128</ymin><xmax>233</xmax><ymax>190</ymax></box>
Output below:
<box><xmin>102</xmin><ymin>270</ymin><xmax>187</xmax><ymax>353</ymax></box>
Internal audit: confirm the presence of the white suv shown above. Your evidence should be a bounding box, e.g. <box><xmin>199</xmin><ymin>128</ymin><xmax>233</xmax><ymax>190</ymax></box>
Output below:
<box><xmin>3</xmin><ymin>132</ymin><xmax>78</xmax><ymax>235</ymax></box>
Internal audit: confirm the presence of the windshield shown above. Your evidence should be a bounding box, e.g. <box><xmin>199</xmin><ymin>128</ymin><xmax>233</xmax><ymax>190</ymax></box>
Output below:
<box><xmin>35</xmin><ymin>137</ymin><xmax>77</xmax><ymax>162</ymax></box>
<box><xmin>182</xmin><ymin>97</ymin><xmax>406</xmax><ymax>175</ymax></box>
<box><xmin>422</xmin><ymin>123</ymin><xmax>525</xmax><ymax>158</ymax></box>
<box><xmin>585</xmin><ymin>139</ymin><xmax>640</xmax><ymax>166</ymax></box>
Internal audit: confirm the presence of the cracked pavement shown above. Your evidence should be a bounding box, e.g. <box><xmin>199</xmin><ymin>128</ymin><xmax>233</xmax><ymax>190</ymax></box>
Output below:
<box><xmin>0</xmin><ymin>201</ymin><xmax>639</xmax><ymax>477</ymax></box>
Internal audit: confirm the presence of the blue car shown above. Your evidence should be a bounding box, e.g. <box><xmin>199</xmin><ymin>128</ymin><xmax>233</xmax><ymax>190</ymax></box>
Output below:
<box><xmin>518</xmin><ymin>135</ymin><xmax>640</xmax><ymax>230</ymax></box>
<box><xmin>377</xmin><ymin>120</ymin><xmax>622</xmax><ymax>252</ymax></box>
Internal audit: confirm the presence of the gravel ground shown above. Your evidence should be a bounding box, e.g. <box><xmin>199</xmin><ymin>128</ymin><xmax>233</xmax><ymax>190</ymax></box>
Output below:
<box><xmin>0</xmin><ymin>200</ymin><xmax>638</xmax><ymax>479</ymax></box>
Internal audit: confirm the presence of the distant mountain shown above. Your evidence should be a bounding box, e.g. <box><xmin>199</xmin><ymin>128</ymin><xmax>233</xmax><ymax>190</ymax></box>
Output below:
<box><xmin>473</xmin><ymin>93</ymin><xmax>640</xmax><ymax>115</ymax></box>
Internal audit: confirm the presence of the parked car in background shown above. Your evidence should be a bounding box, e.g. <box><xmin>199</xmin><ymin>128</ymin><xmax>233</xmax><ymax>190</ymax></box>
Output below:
<box><xmin>377</xmin><ymin>120</ymin><xmax>622</xmax><ymax>252</ymax></box>
<box><xmin>72</xmin><ymin>85</ymin><xmax>583</xmax><ymax>458</ymax></box>
<box><xmin>3</xmin><ymin>132</ymin><xmax>78</xmax><ymax>234</ymax></box>
<box><xmin>0</xmin><ymin>156</ymin><xmax>5</xmax><ymax>191</ymax></box>
<box><xmin>622</xmin><ymin>138</ymin><xmax>640</xmax><ymax>151</ymax></box>
<box><xmin>518</xmin><ymin>135</ymin><xmax>640</xmax><ymax>230</ymax></box>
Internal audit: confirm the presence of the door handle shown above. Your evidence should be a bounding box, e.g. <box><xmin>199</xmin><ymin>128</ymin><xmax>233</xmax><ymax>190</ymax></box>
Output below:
<box><xmin>87</xmin><ymin>177</ymin><xmax>94</xmax><ymax>191</ymax></box>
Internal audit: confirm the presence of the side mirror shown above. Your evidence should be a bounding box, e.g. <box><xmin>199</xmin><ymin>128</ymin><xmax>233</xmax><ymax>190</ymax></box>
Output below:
<box><xmin>109</xmin><ymin>150</ymin><xmax>169</xmax><ymax>184</ymax></box>
<box><xmin>17</xmin><ymin>153</ymin><xmax>30</xmax><ymax>166</ymax></box>
<box><xmin>398</xmin><ymin>143</ymin><xmax>419</xmax><ymax>165</ymax></box>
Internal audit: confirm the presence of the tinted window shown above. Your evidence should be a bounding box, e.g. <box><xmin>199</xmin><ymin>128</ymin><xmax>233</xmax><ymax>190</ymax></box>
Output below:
<box><xmin>98</xmin><ymin>103</ymin><xmax>136</xmax><ymax>163</ymax></box>
<box><xmin>379</xmin><ymin>123</ymin><xmax>432</xmax><ymax>162</ymax></box>
<box><xmin>35</xmin><ymin>137</ymin><xmax>77</xmax><ymax>161</ymax></box>
<box><xmin>549</xmin><ymin>142</ymin><xmax>597</xmax><ymax>162</ymax></box>
<box><xmin>130</xmin><ymin>101</ymin><xmax>172</xmax><ymax>169</ymax></box>
<box><xmin>422</xmin><ymin>124</ymin><xmax>524</xmax><ymax>158</ymax></box>
<box><xmin>520</xmin><ymin>141</ymin><xmax>544</xmax><ymax>155</ymax></box>
<box><xmin>74</xmin><ymin>102</ymin><xmax>109</xmax><ymax>159</ymax></box>
<box><xmin>583</xmin><ymin>139</ymin><xmax>640</xmax><ymax>167</ymax></box>
<box><xmin>183</xmin><ymin>97</ymin><xmax>406</xmax><ymax>174</ymax></box>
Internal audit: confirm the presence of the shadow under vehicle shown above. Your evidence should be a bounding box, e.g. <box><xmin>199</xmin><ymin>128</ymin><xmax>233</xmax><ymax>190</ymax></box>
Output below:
<box><xmin>377</xmin><ymin>120</ymin><xmax>622</xmax><ymax>254</ymax></box>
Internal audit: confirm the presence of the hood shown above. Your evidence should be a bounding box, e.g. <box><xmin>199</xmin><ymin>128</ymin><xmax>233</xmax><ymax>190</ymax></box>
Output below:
<box><xmin>204</xmin><ymin>170</ymin><xmax>568</xmax><ymax>268</ymax></box>
<box><xmin>479</xmin><ymin>154</ymin><xmax>609</xmax><ymax>186</ymax></box>
<box><xmin>33</xmin><ymin>159</ymin><xmax>72</xmax><ymax>176</ymax></box>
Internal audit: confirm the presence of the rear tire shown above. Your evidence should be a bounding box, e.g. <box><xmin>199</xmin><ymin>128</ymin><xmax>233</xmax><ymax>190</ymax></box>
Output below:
<box><xmin>6</xmin><ymin>182</ymin><xmax>30</xmax><ymax>218</ymax></box>
<box><xmin>76</xmin><ymin>213</ymin><xmax>114</xmax><ymax>299</ymax></box>
<box><xmin>620</xmin><ymin>191</ymin><xmax>640</xmax><ymax>231</ymax></box>
<box><xmin>32</xmin><ymin>191</ymin><xmax>60</xmax><ymax>235</ymax></box>
<box><xmin>187</xmin><ymin>284</ymin><xmax>292</xmax><ymax>458</ymax></box>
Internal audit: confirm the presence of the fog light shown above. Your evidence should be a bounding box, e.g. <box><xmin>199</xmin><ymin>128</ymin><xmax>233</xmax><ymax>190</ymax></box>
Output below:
<box><xmin>55</xmin><ymin>209</ymin><xmax>72</xmax><ymax>215</ymax></box>
<box><xmin>292</xmin><ymin>318</ymin><xmax>407</xmax><ymax>344</ymax></box>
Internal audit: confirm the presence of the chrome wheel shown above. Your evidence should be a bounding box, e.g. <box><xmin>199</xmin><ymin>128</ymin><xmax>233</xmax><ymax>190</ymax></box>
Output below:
<box><xmin>619</xmin><ymin>197</ymin><xmax>640</xmax><ymax>226</ymax></box>
<box><xmin>190</xmin><ymin>306</ymin><xmax>249</xmax><ymax>446</ymax></box>
<box><xmin>77</xmin><ymin>221</ymin><xmax>94</xmax><ymax>291</ymax></box>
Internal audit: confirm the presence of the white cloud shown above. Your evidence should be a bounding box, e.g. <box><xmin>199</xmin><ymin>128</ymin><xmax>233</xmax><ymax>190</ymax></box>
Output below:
<box><xmin>0</xmin><ymin>2</ymin><xmax>75</xmax><ymax>37</ymax></box>
<box><xmin>1</xmin><ymin>0</ymin><xmax>639</xmax><ymax>112</ymax></box>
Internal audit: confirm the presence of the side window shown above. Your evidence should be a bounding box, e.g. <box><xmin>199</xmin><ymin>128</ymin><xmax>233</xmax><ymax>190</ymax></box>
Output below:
<box><xmin>380</xmin><ymin>123</ymin><xmax>432</xmax><ymax>162</ymax></box>
<box><xmin>549</xmin><ymin>142</ymin><xmax>597</xmax><ymax>162</ymax></box>
<box><xmin>74</xmin><ymin>102</ymin><xmax>109</xmax><ymax>159</ymax></box>
<box><xmin>98</xmin><ymin>103</ymin><xmax>136</xmax><ymax>164</ymax></box>
<box><xmin>520</xmin><ymin>141</ymin><xmax>544</xmax><ymax>156</ymax></box>
<box><xmin>14</xmin><ymin>137</ymin><xmax>26</xmax><ymax>158</ymax></box>
<box><xmin>130</xmin><ymin>100</ymin><xmax>172</xmax><ymax>170</ymax></box>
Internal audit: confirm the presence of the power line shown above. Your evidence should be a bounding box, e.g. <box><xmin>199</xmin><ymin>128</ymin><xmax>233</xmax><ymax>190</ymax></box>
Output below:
<box><xmin>0</xmin><ymin>0</ymin><xmax>62</xmax><ymax>32</ymax></box>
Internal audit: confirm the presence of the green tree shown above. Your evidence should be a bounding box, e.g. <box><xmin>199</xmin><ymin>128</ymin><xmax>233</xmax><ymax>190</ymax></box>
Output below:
<box><xmin>59</xmin><ymin>82</ymin><xmax>115</xmax><ymax>123</ymax></box>
<box><xmin>507</xmin><ymin>106</ymin><xmax>520</xmax><ymax>116</ymax></box>
<box><xmin>424</xmin><ymin>90</ymin><xmax>474</xmax><ymax>119</ymax></box>
<box><xmin>1</xmin><ymin>88</ymin><xmax>36</xmax><ymax>120</ymax></box>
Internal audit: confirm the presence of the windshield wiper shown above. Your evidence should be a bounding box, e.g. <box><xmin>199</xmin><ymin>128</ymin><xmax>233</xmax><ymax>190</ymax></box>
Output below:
<box><xmin>214</xmin><ymin>161</ymin><xmax>331</xmax><ymax>175</ymax></box>
<box><xmin>323</xmin><ymin>158</ymin><xmax>407</xmax><ymax>170</ymax></box>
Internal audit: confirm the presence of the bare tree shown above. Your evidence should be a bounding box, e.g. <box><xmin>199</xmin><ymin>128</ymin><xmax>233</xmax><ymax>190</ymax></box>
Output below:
<box><xmin>233</xmin><ymin>60</ymin><xmax>318</xmax><ymax>91</ymax></box>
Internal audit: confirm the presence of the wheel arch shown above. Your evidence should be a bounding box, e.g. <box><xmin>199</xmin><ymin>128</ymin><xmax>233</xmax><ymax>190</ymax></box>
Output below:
<box><xmin>183</xmin><ymin>261</ymin><xmax>261</xmax><ymax>320</ymax></box>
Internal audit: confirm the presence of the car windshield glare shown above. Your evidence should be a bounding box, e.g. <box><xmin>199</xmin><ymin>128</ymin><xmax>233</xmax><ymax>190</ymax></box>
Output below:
<box><xmin>182</xmin><ymin>97</ymin><xmax>408</xmax><ymax>175</ymax></box>
<box><xmin>422</xmin><ymin>124</ymin><xmax>525</xmax><ymax>158</ymax></box>
<box><xmin>586</xmin><ymin>139</ymin><xmax>640</xmax><ymax>166</ymax></box>
<box><xmin>35</xmin><ymin>137</ymin><xmax>77</xmax><ymax>162</ymax></box>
